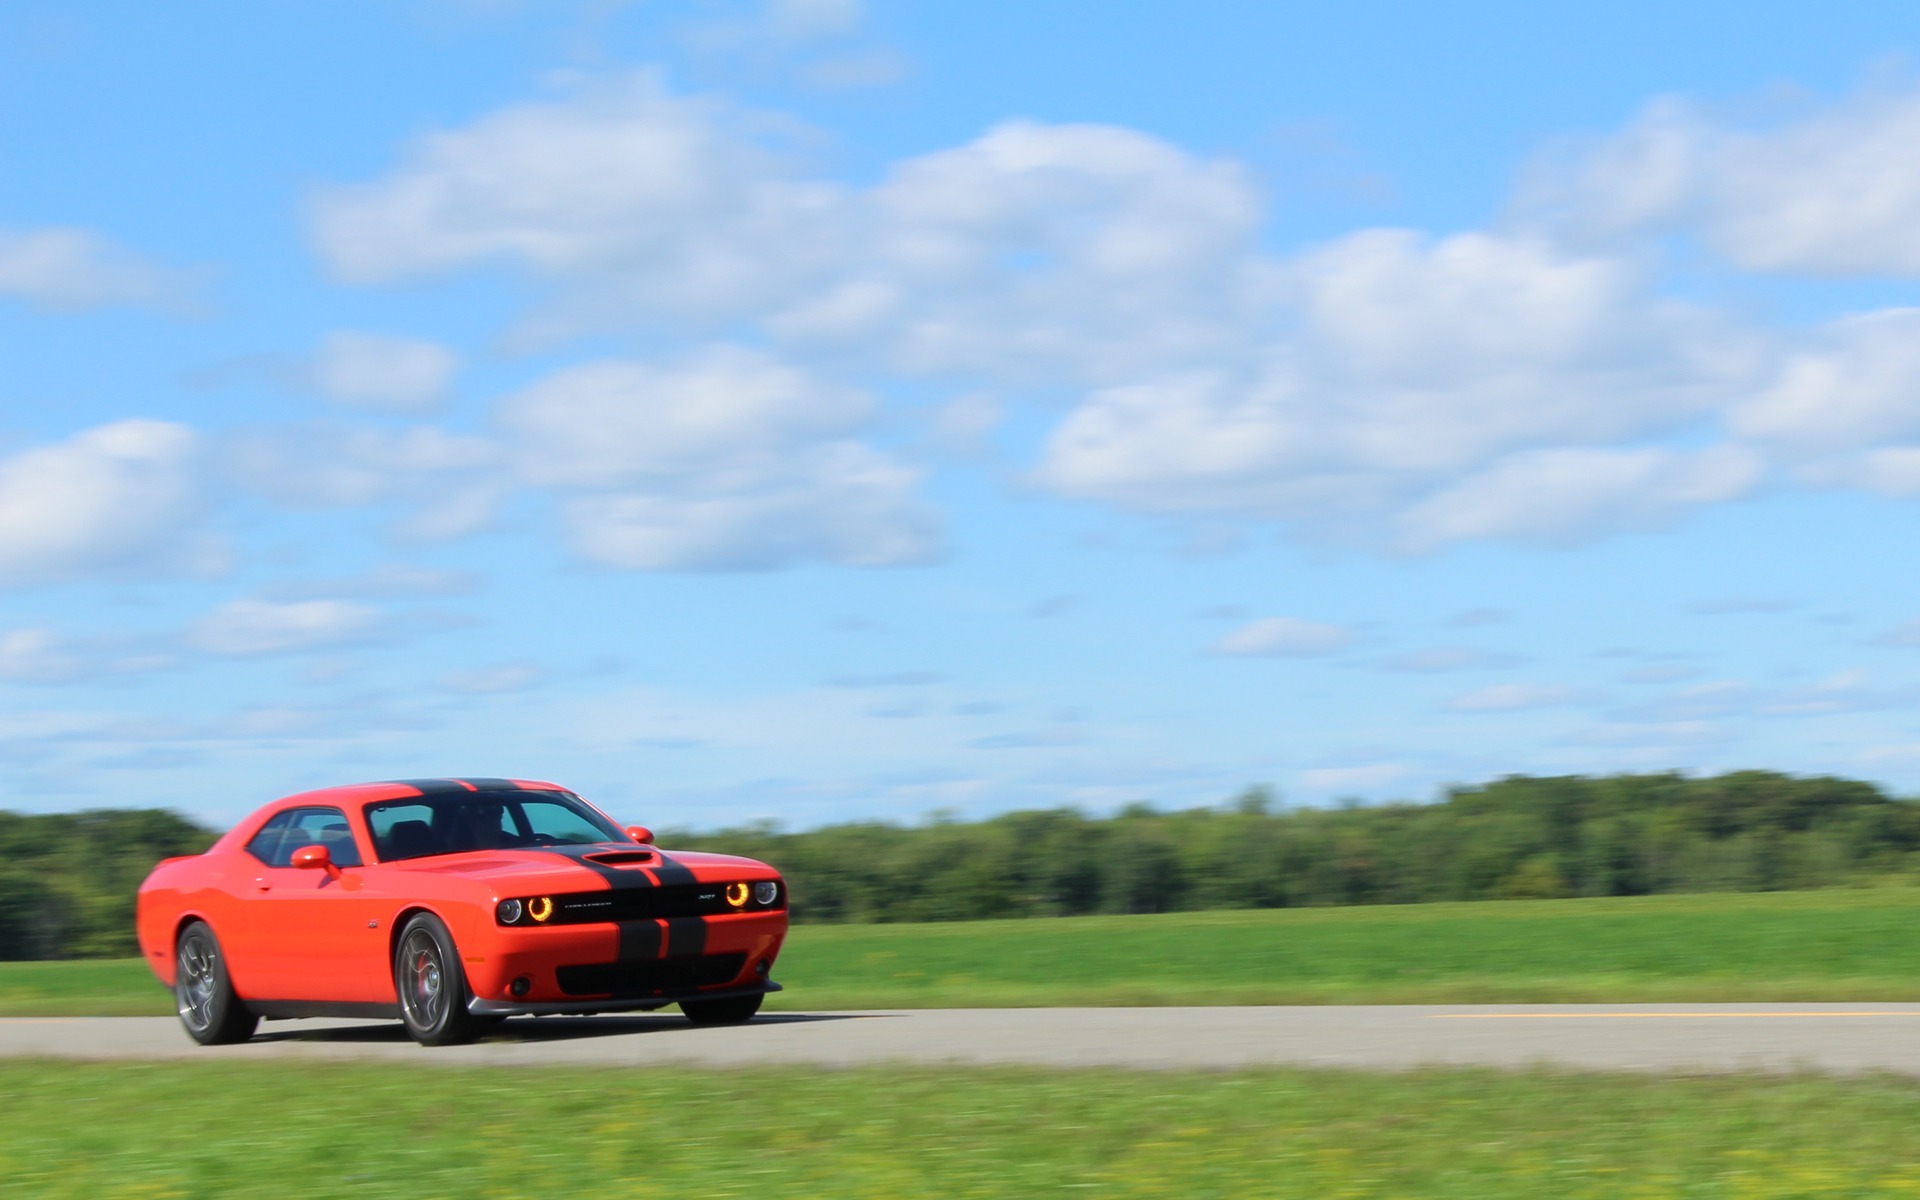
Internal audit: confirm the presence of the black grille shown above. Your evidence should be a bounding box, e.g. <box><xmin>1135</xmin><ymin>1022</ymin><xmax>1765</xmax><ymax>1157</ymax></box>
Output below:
<box><xmin>555</xmin><ymin>952</ymin><xmax>748</xmax><ymax>998</ymax></box>
<box><xmin>549</xmin><ymin>884</ymin><xmax>779</xmax><ymax>924</ymax></box>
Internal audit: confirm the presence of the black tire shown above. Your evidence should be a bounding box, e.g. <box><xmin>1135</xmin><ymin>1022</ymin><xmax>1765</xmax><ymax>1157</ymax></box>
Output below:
<box><xmin>174</xmin><ymin>921</ymin><xmax>258</xmax><ymax>1046</ymax></box>
<box><xmin>680</xmin><ymin>993</ymin><xmax>763</xmax><ymax>1026</ymax></box>
<box><xmin>393</xmin><ymin>913</ymin><xmax>482</xmax><ymax>1046</ymax></box>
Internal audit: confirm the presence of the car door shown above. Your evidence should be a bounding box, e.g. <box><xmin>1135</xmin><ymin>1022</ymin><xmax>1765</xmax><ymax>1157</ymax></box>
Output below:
<box><xmin>245</xmin><ymin>805</ymin><xmax>389</xmax><ymax>1002</ymax></box>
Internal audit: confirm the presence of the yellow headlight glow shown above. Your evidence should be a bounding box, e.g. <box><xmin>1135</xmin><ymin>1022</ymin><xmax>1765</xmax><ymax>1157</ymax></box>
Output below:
<box><xmin>527</xmin><ymin>896</ymin><xmax>554</xmax><ymax>923</ymax></box>
<box><xmin>724</xmin><ymin>882</ymin><xmax>750</xmax><ymax>908</ymax></box>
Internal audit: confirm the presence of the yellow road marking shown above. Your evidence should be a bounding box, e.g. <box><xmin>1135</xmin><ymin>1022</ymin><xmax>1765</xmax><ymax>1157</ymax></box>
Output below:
<box><xmin>1435</xmin><ymin>1011</ymin><xmax>1920</xmax><ymax>1020</ymax></box>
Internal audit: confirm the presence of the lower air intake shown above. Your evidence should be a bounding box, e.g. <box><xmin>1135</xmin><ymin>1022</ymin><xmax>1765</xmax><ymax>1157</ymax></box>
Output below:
<box><xmin>555</xmin><ymin>952</ymin><xmax>747</xmax><ymax>998</ymax></box>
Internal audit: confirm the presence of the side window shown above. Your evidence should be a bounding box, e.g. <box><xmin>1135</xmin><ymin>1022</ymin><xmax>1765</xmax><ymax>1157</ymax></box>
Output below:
<box><xmin>282</xmin><ymin>806</ymin><xmax>362</xmax><ymax>868</ymax></box>
<box><xmin>244</xmin><ymin>811</ymin><xmax>294</xmax><ymax>866</ymax></box>
<box><xmin>246</xmin><ymin>807</ymin><xmax>362</xmax><ymax>868</ymax></box>
<box><xmin>367</xmin><ymin>802</ymin><xmax>435</xmax><ymax>861</ymax></box>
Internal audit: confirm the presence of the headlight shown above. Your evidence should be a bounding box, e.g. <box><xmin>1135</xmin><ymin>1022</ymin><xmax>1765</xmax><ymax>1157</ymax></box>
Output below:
<box><xmin>528</xmin><ymin>896</ymin><xmax>554</xmax><ymax>923</ymax></box>
<box><xmin>753</xmin><ymin>880</ymin><xmax>779</xmax><ymax>906</ymax></box>
<box><xmin>496</xmin><ymin>898</ymin><xmax>524</xmax><ymax>925</ymax></box>
<box><xmin>724</xmin><ymin>882</ymin><xmax>750</xmax><ymax>908</ymax></box>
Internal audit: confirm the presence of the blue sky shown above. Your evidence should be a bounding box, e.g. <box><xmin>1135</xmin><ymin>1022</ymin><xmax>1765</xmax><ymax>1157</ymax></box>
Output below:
<box><xmin>5</xmin><ymin>1</ymin><xmax>1920</xmax><ymax>829</ymax></box>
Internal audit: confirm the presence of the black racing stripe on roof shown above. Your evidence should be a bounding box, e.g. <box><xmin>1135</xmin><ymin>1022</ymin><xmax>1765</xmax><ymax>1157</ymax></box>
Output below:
<box><xmin>456</xmin><ymin>777</ymin><xmax>524</xmax><ymax>791</ymax></box>
<box><xmin>389</xmin><ymin>778</ymin><xmax>474</xmax><ymax>795</ymax></box>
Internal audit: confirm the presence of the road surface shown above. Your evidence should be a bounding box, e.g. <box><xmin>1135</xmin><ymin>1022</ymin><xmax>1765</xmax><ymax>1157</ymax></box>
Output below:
<box><xmin>4</xmin><ymin>1004</ymin><xmax>1919</xmax><ymax>1074</ymax></box>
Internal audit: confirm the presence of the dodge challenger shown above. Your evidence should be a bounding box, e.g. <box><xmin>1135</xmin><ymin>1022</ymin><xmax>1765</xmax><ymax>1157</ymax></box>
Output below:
<box><xmin>136</xmin><ymin>778</ymin><xmax>787</xmax><ymax>1046</ymax></box>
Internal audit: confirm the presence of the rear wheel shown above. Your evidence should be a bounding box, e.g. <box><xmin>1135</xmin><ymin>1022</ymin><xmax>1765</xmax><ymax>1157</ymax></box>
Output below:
<box><xmin>394</xmin><ymin>914</ymin><xmax>482</xmax><ymax>1046</ymax></box>
<box><xmin>680</xmin><ymin>993</ymin><xmax>763</xmax><ymax>1025</ymax></box>
<box><xmin>174</xmin><ymin>921</ymin><xmax>258</xmax><ymax>1046</ymax></box>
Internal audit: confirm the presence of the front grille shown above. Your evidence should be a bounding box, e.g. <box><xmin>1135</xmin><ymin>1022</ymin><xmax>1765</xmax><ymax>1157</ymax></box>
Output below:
<box><xmin>555</xmin><ymin>952</ymin><xmax>748</xmax><ymax>998</ymax></box>
<box><xmin>550</xmin><ymin>884</ymin><xmax>780</xmax><ymax>924</ymax></box>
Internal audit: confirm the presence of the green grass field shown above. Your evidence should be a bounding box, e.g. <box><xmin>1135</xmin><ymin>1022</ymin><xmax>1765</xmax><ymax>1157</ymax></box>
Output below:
<box><xmin>5</xmin><ymin>1058</ymin><xmax>1920</xmax><ymax>1198</ymax></box>
<box><xmin>10</xmin><ymin>886</ymin><xmax>1920</xmax><ymax>1017</ymax></box>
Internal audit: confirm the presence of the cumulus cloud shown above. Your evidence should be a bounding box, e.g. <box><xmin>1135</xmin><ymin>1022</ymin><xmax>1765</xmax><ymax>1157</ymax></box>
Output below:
<box><xmin>0</xmin><ymin>226</ymin><xmax>199</xmax><ymax>312</ymax></box>
<box><xmin>308</xmin><ymin>331</ymin><xmax>458</xmax><ymax>411</ymax></box>
<box><xmin>0</xmin><ymin>420</ymin><xmax>217</xmax><ymax>589</ymax></box>
<box><xmin>1396</xmin><ymin>444</ymin><xmax>1761</xmax><ymax>550</ymax></box>
<box><xmin>225</xmin><ymin>423</ymin><xmax>502</xmax><ymax>541</ymax></box>
<box><xmin>311</xmin><ymin>74</ymin><xmax>1266</xmax><ymax>380</ymax></box>
<box><xmin>1036</xmin><ymin>230</ymin><xmax>1764</xmax><ymax>546</ymax></box>
<box><xmin>306</xmin><ymin>69</ymin><xmax>1920</xmax><ymax>554</ymax></box>
<box><xmin>561</xmin><ymin>445</ymin><xmax>936</xmax><ymax>570</ymax></box>
<box><xmin>1519</xmin><ymin>85</ymin><xmax>1920</xmax><ymax>275</ymax></box>
<box><xmin>500</xmin><ymin>347</ymin><xmax>870</xmax><ymax>487</ymax></box>
<box><xmin>499</xmin><ymin>347</ymin><xmax>938</xmax><ymax>570</ymax></box>
<box><xmin>187</xmin><ymin>598</ymin><xmax>381</xmax><ymax>656</ymax></box>
<box><xmin>1211</xmin><ymin>616</ymin><xmax>1354</xmax><ymax>657</ymax></box>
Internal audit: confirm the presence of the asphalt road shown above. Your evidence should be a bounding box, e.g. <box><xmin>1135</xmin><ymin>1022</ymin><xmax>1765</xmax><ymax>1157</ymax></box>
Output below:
<box><xmin>4</xmin><ymin>1004</ymin><xmax>1920</xmax><ymax>1074</ymax></box>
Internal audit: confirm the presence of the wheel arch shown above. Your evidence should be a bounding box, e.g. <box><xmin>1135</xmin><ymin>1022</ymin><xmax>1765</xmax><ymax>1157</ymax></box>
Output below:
<box><xmin>386</xmin><ymin>904</ymin><xmax>449</xmax><ymax>967</ymax></box>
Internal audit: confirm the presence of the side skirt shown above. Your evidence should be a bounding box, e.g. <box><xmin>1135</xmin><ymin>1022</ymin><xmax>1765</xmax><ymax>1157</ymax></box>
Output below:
<box><xmin>468</xmin><ymin>981</ymin><xmax>781</xmax><ymax>1018</ymax></box>
<box><xmin>249</xmin><ymin>1000</ymin><xmax>403</xmax><ymax>1021</ymax></box>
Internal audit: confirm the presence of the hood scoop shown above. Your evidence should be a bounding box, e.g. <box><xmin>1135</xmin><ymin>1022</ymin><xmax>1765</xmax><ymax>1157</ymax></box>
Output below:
<box><xmin>584</xmin><ymin>850</ymin><xmax>657</xmax><ymax>866</ymax></box>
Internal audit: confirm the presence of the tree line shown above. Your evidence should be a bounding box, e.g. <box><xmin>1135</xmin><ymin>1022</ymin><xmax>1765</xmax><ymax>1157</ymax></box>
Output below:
<box><xmin>5</xmin><ymin>770</ymin><xmax>1919</xmax><ymax>958</ymax></box>
<box><xmin>671</xmin><ymin>770</ymin><xmax>1920</xmax><ymax>923</ymax></box>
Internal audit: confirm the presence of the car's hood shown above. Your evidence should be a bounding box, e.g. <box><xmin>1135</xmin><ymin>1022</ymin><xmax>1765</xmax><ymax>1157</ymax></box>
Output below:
<box><xmin>384</xmin><ymin>843</ymin><xmax>773</xmax><ymax>886</ymax></box>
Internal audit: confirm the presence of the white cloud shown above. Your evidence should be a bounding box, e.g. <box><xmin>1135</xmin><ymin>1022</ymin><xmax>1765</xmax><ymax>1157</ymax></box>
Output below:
<box><xmin>309</xmin><ymin>331</ymin><xmax>458</xmax><ymax>412</ymax></box>
<box><xmin>187</xmin><ymin>598</ymin><xmax>381</xmax><ymax>656</ymax></box>
<box><xmin>500</xmin><ymin>347</ymin><xmax>938</xmax><ymax>570</ymax></box>
<box><xmin>1212</xmin><ymin>616</ymin><xmax>1354</xmax><ymax>657</ymax></box>
<box><xmin>309</xmin><ymin>71</ymin><xmax>834</xmax><ymax>320</ymax></box>
<box><xmin>0</xmin><ymin>226</ymin><xmax>198</xmax><ymax>312</ymax></box>
<box><xmin>500</xmin><ymin>347</ymin><xmax>870</xmax><ymax>487</ymax></box>
<box><xmin>1035</xmin><ymin>229</ymin><xmax>1765</xmax><ymax>546</ymax></box>
<box><xmin>225</xmin><ymin>423</ymin><xmax>502</xmax><ymax>540</ymax></box>
<box><xmin>561</xmin><ymin>443</ymin><xmax>937</xmax><ymax>570</ymax></box>
<box><xmin>1734</xmin><ymin>310</ymin><xmax>1920</xmax><ymax>453</ymax></box>
<box><xmin>1520</xmin><ymin>84</ymin><xmax>1920</xmax><ymax>276</ymax></box>
<box><xmin>312</xmin><ymin>75</ymin><xmax>1266</xmax><ymax>380</ymax></box>
<box><xmin>0</xmin><ymin>420</ymin><xmax>217</xmax><ymax>589</ymax></box>
<box><xmin>1444</xmin><ymin>683</ymin><xmax>1580</xmax><ymax>712</ymax></box>
<box><xmin>1396</xmin><ymin>444</ymin><xmax>1761</xmax><ymax>550</ymax></box>
<box><xmin>0</xmin><ymin>630</ymin><xmax>82</xmax><ymax>684</ymax></box>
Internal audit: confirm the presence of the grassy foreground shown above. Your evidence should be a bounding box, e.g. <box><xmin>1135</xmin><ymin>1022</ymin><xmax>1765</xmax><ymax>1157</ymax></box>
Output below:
<box><xmin>11</xmin><ymin>886</ymin><xmax>1920</xmax><ymax>1017</ymax></box>
<box><xmin>7</xmin><ymin>1058</ymin><xmax>1920</xmax><ymax>1198</ymax></box>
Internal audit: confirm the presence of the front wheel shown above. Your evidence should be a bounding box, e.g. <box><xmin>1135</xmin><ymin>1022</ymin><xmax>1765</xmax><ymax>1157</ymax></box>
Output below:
<box><xmin>394</xmin><ymin>914</ymin><xmax>482</xmax><ymax>1046</ymax></box>
<box><xmin>680</xmin><ymin>993</ymin><xmax>763</xmax><ymax>1025</ymax></box>
<box><xmin>174</xmin><ymin>921</ymin><xmax>258</xmax><ymax>1046</ymax></box>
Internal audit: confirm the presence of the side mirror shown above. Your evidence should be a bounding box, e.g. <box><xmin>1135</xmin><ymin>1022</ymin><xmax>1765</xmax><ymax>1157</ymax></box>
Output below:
<box><xmin>290</xmin><ymin>844</ymin><xmax>342</xmax><ymax>879</ymax></box>
<box><xmin>625</xmin><ymin>825</ymin><xmax>655</xmax><ymax>845</ymax></box>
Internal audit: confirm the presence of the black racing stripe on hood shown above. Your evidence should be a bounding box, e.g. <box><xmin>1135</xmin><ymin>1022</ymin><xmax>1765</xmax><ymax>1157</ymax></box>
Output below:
<box><xmin>650</xmin><ymin>849</ymin><xmax>699</xmax><ymax>887</ymax></box>
<box><xmin>532</xmin><ymin>845</ymin><xmax>660</xmax><ymax>890</ymax></box>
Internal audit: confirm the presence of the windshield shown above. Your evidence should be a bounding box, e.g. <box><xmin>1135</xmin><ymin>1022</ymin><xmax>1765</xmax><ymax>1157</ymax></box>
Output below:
<box><xmin>364</xmin><ymin>790</ymin><xmax>626</xmax><ymax>862</ymax></box>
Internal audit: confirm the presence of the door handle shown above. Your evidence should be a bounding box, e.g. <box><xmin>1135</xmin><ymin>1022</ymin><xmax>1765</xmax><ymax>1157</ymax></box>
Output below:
<box><xmin>255</xmin><ymin>878</ymin><xmax>271</xmax><ymax>892</ymax></box>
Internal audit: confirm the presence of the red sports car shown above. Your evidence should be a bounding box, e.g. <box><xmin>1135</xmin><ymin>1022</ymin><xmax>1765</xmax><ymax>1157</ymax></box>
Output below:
<box><xmin>136</xmin><ymin>778</ymin><xmax>787</xmax><ymax>1046</ymax></box>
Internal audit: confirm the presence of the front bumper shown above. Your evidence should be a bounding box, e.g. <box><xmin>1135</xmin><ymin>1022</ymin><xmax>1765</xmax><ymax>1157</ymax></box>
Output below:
<box><xmin>468</xmin><ymin>980</ymin><xmax>782</xmax><ymax>1017</ymax></box>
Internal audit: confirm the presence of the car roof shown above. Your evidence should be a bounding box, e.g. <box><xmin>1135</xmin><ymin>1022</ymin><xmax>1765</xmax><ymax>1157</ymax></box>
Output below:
<box><xmin>269</xmin><ymin>778</ymin><xmax>572</xmax><ymax>807</ymax></box>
